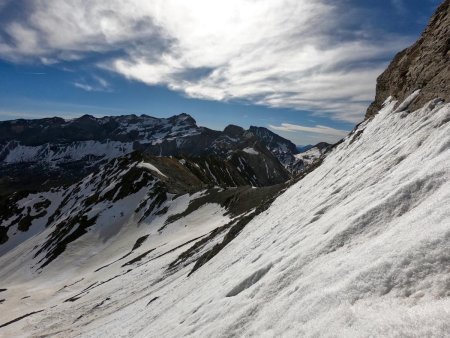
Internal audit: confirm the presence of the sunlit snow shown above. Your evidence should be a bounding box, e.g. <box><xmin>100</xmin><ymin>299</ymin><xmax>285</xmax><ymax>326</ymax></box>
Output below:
<box><xmin>0</xmin><ymin>95</ymin><xmax>449</xmax><ymax>336</ymax></box>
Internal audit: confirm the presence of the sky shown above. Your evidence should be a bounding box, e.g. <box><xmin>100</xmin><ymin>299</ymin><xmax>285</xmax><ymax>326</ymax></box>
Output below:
<box><xmin>0</xmin><ymin>0</ymin><xmax>441</xmax><ymax>145</ymax></box>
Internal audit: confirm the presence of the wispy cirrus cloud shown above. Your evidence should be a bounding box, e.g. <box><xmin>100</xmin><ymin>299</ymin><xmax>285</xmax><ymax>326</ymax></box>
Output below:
<box><xmin>0</xmin><ymin>0</ymin><xmax>413</xmax><ymax>122</ymax></box>
<box><xmin>269</xmin><ymin>123</ymin><xmax>349</xmax><ymax>138</ymax></box>
<box><xmin>73</xmin><ymin>76</ymin><xmax>112</xmax><ymax>92</ymax></box>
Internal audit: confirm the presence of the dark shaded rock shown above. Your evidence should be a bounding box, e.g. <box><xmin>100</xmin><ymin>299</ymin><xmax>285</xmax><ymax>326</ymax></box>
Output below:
<box><xmin>223</xmin><ymin>124</ymin><xmax>245</xmax><ymax>138</ymax></box>
<box><xmin>131</xmin><ymin>235</ymin><xmax>149</xmax><ymax>251</ymax></box>
<box><xmin>0</xmin><ymin>310</ymin><xmax>44</xmax><ymax>328</ymax></box>
<box><xmin>187</xmin><ymin>183</ymin><xmax>288</xmax><ymax>276</ymax></box>
<box><xmin>0</xmin><ymin>226</ymin><xmax>8</xmax><ymax>244</ymax></box>
<box><xmin>314</xmin><ymin>142</ymin><xmax>332</xmax><ymax>151</ymax></box>
<box><xmin>147</xmin><ymin>296</ymin><xmax>159</xmax><ymax>306</ymax></box>
<box><xmin>121</xmin><ymin>248</ymin><xmax>157</xmax><ymax>267</ymax></box>
<box><xmin>226</xmin><ymin>263</ymin><xmax>272</xmax><ymax>297</ymax></box>
<box><xmin>249</xmin><ymin>126</ymin><xmax>298</xmax><ymax>155</ymax></box>
<box><xmin>248</xmin><ymin>126</ymin><xmax>301</xmax><ymax>170</ymax></box>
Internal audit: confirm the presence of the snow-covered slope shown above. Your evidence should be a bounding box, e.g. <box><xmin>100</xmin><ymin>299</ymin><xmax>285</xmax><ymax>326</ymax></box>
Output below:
<box><xmin>293</xmin><ymin>142</ymin><xmax>331</xmax><ymax>167</ymax></box>
<box><xmin>0</xmin><ymin>93</ymin><xmax>448</xmax><ymax>336</ymax></box>
<box><xmin>0</xmin><ymin>113</ymin><xmax>202</xmax><ymax>167</ymax></box>
<box><xmin>0</xmin><ymin>151</ymin><xmax>287</xmax><ymax>261</ymax></box>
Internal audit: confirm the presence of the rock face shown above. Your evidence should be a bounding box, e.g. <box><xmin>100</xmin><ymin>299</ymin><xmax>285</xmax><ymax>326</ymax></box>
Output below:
<box><xmin>0</xmin><ymin>113</ymin><xmax>200</xmax><ymax>146</ymax></box>
<box><xmin>248</xmin><ymin>126</ymin><xmax>300</xmax><ymax>168</ymax></box>
<box><xmin>365</xmin><ymin>0</ymin><xmax>450</xmax><ymax>119</ymax></box>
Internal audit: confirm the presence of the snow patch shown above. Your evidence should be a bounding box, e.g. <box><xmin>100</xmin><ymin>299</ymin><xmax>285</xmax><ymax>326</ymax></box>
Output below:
<box><xmin>136</xmin><ymin>162</ymin><xmax>167</xmax><ymax>178</ymax></box>
<box><xmin>243</xmin><ymin>147</ymin><xmax>259</xmax><ymax>155</ymax></box>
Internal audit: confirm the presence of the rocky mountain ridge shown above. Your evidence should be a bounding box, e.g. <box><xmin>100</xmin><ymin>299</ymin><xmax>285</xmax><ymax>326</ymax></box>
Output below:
<box><xmin>0</xmin><ymin>114</ymin><xmax>322</xmax><ymax>266</ymax></box>
<box><xmin>0</xmin><ymin>113</ymin><xmax>329</xmax><ymax>197</ymax></box>
<box><xmin>366</xmin><ymin>0</ymin><xmax>450</xmax><ymax>119</ymax></box>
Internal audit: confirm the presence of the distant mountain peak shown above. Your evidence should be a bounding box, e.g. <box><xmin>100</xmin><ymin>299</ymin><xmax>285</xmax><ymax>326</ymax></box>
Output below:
<box><xmin>248</xmin><ymin>125</ymin><xmax>298</xmax><ymax>154</ymax></box>
<box><xmin>78</xmin><ymin>114</ymin><xmax>97</xmax><ymax>120</ymax></box>
<box><xmin>223</xmin><ymin>124</ymin><xmax>245</xmax><ymax>137</ymax></box>
<box><xmin>169</xmin><ymin>113</ymin><xmax>198</xmax><ymax>126</ymax></box>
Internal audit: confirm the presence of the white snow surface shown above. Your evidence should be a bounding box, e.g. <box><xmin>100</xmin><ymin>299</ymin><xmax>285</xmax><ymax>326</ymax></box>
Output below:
<box><xmin>294</xmin><ymin>146</ymin><xmax>322</xmax><ymax>165</ymax></box>
<box><xmin>2</xmin><ymin>140</ymin><xmax>134</xmax><ymax>165</ymax></box>
<box><xmin>1</xmin><ymin>114</ymin><xmax>202</xmax><ymax>166</ymax></box>
<box><xmin>0</xmin><ymin>97</ymin><xmax>450</xmax><ymax>337</ymax></box>
<box><xmin>136</xmin><ymin>162</ymin><xmax>167</xmax><ymax>178</ymax></box>
<box><xmin>243</xmin><ymin>147</ymin><xmax>260</xmax><ymax>155</ymax></box>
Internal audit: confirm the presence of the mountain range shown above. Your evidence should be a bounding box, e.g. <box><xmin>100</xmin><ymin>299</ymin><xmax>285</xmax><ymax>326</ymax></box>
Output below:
<box><xmin>0</xmin><ymin>109</ymin><xmax>332</xmax><ymax>272</ymax></box>
<box><xmin>0</xmin><ymin>113</ymin><xmax>332</xmax><ymax>196</ymax></box>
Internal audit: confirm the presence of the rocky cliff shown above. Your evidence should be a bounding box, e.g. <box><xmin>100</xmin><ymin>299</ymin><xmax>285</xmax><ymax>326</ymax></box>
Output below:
<box><xmin>366</xmin><ymin>0</ymin><xmax>450</xmax><ymax>119</ymax></box>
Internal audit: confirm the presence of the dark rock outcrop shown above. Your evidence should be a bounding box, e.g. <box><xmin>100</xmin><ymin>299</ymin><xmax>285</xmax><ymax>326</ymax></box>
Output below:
<box><xmin>248</xmin><ymin>126</ymin><xmax>300</xmax><ymax>169</ymax></box>
<box><xmin>366</xmin><ymin>0</ymin><xmax>450</xmax><ymax>119</ymax></box>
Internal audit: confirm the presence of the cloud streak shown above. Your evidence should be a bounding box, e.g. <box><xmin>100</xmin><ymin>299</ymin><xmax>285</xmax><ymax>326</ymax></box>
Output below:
<box><xmin>73</xmin><ymin>76</ymin><xmax>112</xmax><ymax>92</ymax></box>
<box><xmin>269</xmin><ymin>123</ymin><xmax>349</xmax><ymax>138</ymax></box>
<box><xmin>0</xmin><ymin>0</ymin><xmax>413</xmax><ymax>122</ymax></box>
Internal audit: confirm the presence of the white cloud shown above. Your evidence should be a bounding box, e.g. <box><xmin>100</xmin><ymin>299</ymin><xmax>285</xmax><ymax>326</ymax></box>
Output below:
<box><xmin>269</xmin><ymin>123</ymin><xmax>349</xmax><ymax>138</ymax></box>
<box><xmin>0</xmin><ymin>0</ymin><xmax>413</xmax><ymax>122</ymax></box>
<box><xmin>73</xmin><ymin>82</ymin><xmax>97</xmax><ymax>92</ymax></box>
<box><xmin>73</xmin><ymin>76</ymin><xmax>112</xmax><ymax>92</ymax></box>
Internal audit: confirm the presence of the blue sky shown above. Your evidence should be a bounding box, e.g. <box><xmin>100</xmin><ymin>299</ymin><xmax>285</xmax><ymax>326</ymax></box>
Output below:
<box><xmin>0</xmin><ymin>0</ymin><xmax>440</xmax><ymax>145</ymax></box>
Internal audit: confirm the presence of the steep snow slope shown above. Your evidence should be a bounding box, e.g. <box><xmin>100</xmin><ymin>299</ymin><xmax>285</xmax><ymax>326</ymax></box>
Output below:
<box><xmin>0</xmin><ymin>94</ymin><xmax>448</xmax><ymax>336</ymax></box>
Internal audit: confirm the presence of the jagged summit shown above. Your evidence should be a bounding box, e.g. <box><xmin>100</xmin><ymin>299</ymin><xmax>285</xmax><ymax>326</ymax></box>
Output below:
<box><xmin>366</xmin><ymin>0</ymin><xmax>450</xmax><ymax>119</ymax></box>
<box><xmin>168</xmin><ymin>113</ymin><xmax>198</xmax><ymax>126</ymax></box>
<box><xmin>248</xmin><ymin>126</ymin><xmax>298</xmax><ymax>154</ymax></box>
<box><xmin>0</xmin><ymin>113</ymin><xmax>201</xmax><ymax>144</ymax></box>
<box><xmin>223</xmin><ymin>124</ymin><xmax>245</xmax><ymax>138</ymax></box>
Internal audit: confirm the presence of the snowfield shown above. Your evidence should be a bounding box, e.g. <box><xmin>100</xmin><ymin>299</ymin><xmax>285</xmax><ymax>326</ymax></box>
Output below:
<box><xmin>294</xmin><ymin>146</ymin><xmax>322</xmax><ymax>165</ymax></box>
<box><xmin>2</xmin><ymin>140</ymin><xmax>134</xmax><ymax>165</ymax></box>
<box><xmin>243</xmin><ymin>147</ymin><xmax>260</xmax><ymax>155</ymax></box>
<box><xmin>136</xmin><ymin>162</ymin><xmax>168</xmax><ymax>178</ymax></box>
<box><xmin>0</xmin><ymin>96</ymin><xmax>449</xmax><ymax>337</ymax></box>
